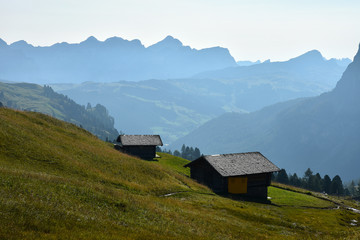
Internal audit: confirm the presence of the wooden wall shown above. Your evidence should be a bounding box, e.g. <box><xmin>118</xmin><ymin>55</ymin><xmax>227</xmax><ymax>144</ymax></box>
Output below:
<box><xmin>189</xmin><ymin>159</ymin><xmax>226</xmax><ymax>192</ymax></box>
<box><xmin>189</xmin><ymin>160</ymin><xmax>272</xmax><ymax>199</ymax></box>
<box><xmin>121</xmin><ymin>145</ymin><xmax>156</xmax><ymax>159</ymax></box>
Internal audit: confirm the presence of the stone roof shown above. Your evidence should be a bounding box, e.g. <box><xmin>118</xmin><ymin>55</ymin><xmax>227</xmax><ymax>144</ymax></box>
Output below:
<box><xmin>185</xmin><ymin>152</ymin><xmax>279</xmax><ymax>177</ymax></box>
<box><xmin>116</xmin><ymin>135</ymin><xmax>163</xmax><ymax>146</ymax></box>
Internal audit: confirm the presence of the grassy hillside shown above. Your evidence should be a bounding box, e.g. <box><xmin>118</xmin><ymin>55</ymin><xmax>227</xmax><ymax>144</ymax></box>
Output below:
<box><xmin>0</xmin><ymin>107</ymin><xmax>359</xmax><ymax>239</ymax></box>
<box><xmin>0</xmin><ymin>82</ymin><xmax>118</xmax><ymax>141</ymax></box>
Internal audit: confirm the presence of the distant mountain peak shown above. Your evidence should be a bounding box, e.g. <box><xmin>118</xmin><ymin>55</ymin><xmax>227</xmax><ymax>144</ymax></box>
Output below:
<box><xmin>163</xmin><ymin>35</ymin><xmax>177</xmax><ymax>41</ymax></box>
<box><xmin>290</xmin><ymin>50</ymin><xmax>324</xmax><ymax>62</ymax></box>
<box><xmin>149</xmin><ymin>35</ymin><xmax>183</xmax><ymax>49</ymax></box>
<box><xmin>81</xmin><ymin>36</ymin><xmax>100</xmax><ymax>45</ymax></box>
<box><xmin>306</xmin><ymin>49</ymin><xmax>322</xmax><ymax>55</ymax></box>
<box><xmin>10</xmin><ymin>40</ymin><xmax>32</xmax><ymax>48</ymax></box>
<box><xmin>105</xmin><ymin>36</ymin><xmax>124</xmax><ymax>42</ymax></box>
<box><xmin>104</xmin><ymin>36</ymin><xmax>144</xmax><ymax>48</ymax></box>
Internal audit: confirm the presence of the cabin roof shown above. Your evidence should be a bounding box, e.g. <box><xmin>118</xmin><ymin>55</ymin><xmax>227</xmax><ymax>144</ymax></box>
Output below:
<box><xmin>185</xmin><ymin>152</ymin><xmax>279</xmax><ymax>177</ymax></box>
<box><xmin>116</xmin><ymin>135</ymin><xmax>163</xmax><ymax>146</ymax></box>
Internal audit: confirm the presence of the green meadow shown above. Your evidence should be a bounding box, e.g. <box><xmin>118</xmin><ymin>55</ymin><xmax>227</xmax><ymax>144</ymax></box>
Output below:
<box><xmin>0</xmin><ymin>108</ymin><xmax>359</xmax><ymax>239</ymax></box>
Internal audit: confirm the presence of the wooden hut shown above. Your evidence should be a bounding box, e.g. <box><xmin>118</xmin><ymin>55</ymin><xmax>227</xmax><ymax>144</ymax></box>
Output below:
<box><xmin>114</xmin><ymin>135</ymin><xmax>163</xmax><ymax>159</ymax></box>
<box><xmin>184</xmin><ymin>152</ymin><xmax>279</xmax><ymax>199</ymax></box>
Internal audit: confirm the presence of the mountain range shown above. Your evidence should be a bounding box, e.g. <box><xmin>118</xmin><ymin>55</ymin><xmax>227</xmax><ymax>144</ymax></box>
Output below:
<box><xmin>195</xmin><ymin>50</ymin><xmax>351</xmax><ymax>94</ymax></box>
<box><xmin>51</xmin><ymin>50</ymin><xmax>350</xmax><ymax>143</ymax></box>
<box><xmin>0</xmin><ymin>36</ymin><xmax>236</xmax><ymax>83</ymax></box>
<box><xmin>1</xmin><ymin>34</ymin><xmax>356</xmax><ymax>175</ymax></box>
<box><xmin>171</xmin><ymin>44</ymin><xmax>360</xmax><ymax>181</ymax></box>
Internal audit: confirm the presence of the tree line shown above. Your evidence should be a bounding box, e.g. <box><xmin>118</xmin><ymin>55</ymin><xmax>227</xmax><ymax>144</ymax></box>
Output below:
<box><xmin>273</xmin><ymin>168</ymin><xmax>360</xmax><ymax>197</ymax></box>
<box><xmin>157</xmin><ymin>144</ymin><xmax>201</xmax><ymax>161</ymax></box>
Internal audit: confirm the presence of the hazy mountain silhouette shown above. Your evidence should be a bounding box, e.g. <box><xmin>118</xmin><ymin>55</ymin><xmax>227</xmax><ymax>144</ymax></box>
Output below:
<box><xmin>51</xmin><ymin>80</ymin><xmax>225</xmax><ymax>143</ymax></box>
<box><xmin>0</xmin><ymin>36</ymin><xmax>237</xmax><ymax>83</ymax></box>
<box><xmin>51</xmin><ymin>49</ymin><xmax>350</xmax><ymax>144</ymax></box>
<box><xmin>171</xmin><ymin>44</ymin><xmax>360</xmax><ymax>181</ymax></box>
<box><xmin>194</xmin><ymin>50</ymin><xmax>350</xmax><ymax>94</ymax></box>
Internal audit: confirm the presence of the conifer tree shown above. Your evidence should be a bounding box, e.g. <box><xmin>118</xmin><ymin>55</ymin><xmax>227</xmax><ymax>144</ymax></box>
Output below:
<box><xmin>276</xmin><ymin>169</ymin><xmax>289</xmax><ymax>184</ymax></box>
<box><xmin>173</xmin><ymin>150</ymin><xmax>181</xmax><ymax>157</ymax></box>
<box><xmin>194</xmin><ymin>147</ymin><xmax>201</xmax><ymax>159</ymax></box>
<box><xmin>312</xmin><ymin>173</ymin><xmax>323</xmax><ymax>192</ymax></box>
<box><xmin>348</xmin><ymin>181</ymin><xmax>356</xmax><ymax>196</ymax></box>
<box><xmin>331</xmin><ymin>175</ymin><xmax>344</xmax><ymax>196</ymax></box>
<box><xmin>323</xmin><ymin>175</ymin><xmax>332</xmax><ymax>194</ymax></box>
<box><xmin>289</xmin><ymin>173</ymin><xmax>301</xmax><ymax>187</ymax></box>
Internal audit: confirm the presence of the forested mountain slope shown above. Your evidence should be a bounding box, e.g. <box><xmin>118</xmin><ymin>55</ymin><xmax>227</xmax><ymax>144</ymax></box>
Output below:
<box><xmin>0</xmin><ymin>82</ymin><xmax>118</xmax><ymax>140</ymax></box>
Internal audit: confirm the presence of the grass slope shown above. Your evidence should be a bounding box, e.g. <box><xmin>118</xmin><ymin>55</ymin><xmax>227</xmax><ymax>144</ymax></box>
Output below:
<box><xmin>0</xmin><ymin>82</ymin><xmax>118</xmax><ymax>140</ymax></box>
<box><xmin>0</xmin><ymin>107</ymin><xmax>359</xmax><ymax>239</ymax></box>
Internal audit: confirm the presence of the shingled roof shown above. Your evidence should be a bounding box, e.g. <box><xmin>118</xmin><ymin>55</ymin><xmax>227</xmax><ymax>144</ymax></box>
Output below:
<box><xmin>185</xmin><ymin>152</ymin><xmax>279</xmax><ymax>177</ymax></box>
<box><xmin>116</xmin><ymin>135</ymin><xmax>163</xmax><ymax>146</ymax></box>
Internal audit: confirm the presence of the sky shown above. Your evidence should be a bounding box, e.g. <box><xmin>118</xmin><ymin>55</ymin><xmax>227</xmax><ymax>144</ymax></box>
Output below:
<box><xmin>1</xmin><ymin>0</ymin><xmax>360</xmax><ymax>61</ymax></box>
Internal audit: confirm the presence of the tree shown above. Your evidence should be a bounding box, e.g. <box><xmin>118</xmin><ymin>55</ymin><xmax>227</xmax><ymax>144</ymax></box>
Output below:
<box><xmin>348</xmin><ymin>180</ymin><xmax>356</xmax><ymax>196</ymax></box>
<box><xmin>194</xmin><ymin>147</ymin><xmax>201</xmax><ymax>159</ymax></box>
<box><xmin>184</xmin><ymin>146</ymin><xmax>190</xmax><ymax>159</ymax></box>
<box><xmin>302</xmin><ymin>168</ymin><xmax>314</xmax><ymax>190</ymax></box>
<box><xmin>323</xmin><ymin>175</ymin><xmax>332</xmax><ymax>194</ymax></box>
<box><xmin>331</xmin><ymin>175</ymin><xmax>344</xmax><ymax>196</ymax></box>
<box><xmin>276</xmin><ymin>169</ymin><xmax>289</xmax><ymax>184</ymax></box>
<box><xmin>171</xmin><ymin>144</ymin><xmax>202</xmax><ymax>161</ymax></box>
<box><xmin>173</xmin><ymin>150</ymin><xmax>181</xmax><ymax>157</ymax></box>
<box><xmin>272</xmin><ymin>172</ymin><xmax>278</xmax><ymax>181</ymax></box>
<box><xmin>181</xmin><ymin>144</ymin><xmax>186</xmax><ymax>155</ymax></box>
<box><xmin>312</xmin><ymin>173</ymin><xmax>322</xmax><ymax>192</ymax></box>
<box><xmin>304</xmin><ymin>168</ymin><xmax>313</xmax><ymax>179</ymax></box>
<box><xmin>344</xmin><ymin>188</ymin><xmax>351</xmax><ymax>196</ymax></box>
<box><xmin>289</xmin><ymin>173</ymin><xmax>301</xmax><ymax>187</ymax></box>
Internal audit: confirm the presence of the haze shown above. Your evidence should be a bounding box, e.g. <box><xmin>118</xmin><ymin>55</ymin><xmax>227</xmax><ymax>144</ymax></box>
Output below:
<box><xmin>1</xmin><ymin>0</ymin><xmax>360</xmax><ymax>61</ymax></box>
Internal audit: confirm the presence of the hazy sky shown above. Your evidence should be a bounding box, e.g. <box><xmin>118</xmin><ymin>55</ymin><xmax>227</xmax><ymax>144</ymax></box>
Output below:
<box><xmin>1</xmin><ymin>0</ymin><xmax>360</xmax><ymax>61</ymax></box>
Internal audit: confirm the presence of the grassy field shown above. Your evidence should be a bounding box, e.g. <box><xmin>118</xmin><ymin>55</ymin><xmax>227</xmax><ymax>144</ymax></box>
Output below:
<box><xmin>0</xmin><ymin>107</ymin><xmax>359</xmax><ymax>239</ymax></box>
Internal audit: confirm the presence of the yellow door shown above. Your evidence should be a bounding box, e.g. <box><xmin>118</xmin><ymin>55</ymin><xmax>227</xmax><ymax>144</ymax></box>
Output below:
<box><xmin>228</xmin><ymin>176</ymin><xmax>247</xmax><ymax>194</ymax></box>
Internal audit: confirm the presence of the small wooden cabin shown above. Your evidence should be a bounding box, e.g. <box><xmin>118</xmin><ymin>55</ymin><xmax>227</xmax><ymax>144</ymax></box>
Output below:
<box><xmin>184</xmin><ymin>152</ymin><xmax>279</xmax><ymax>199</ymax></box>
<box><xmin>114</xmin><ymin>135</ymin><xmax>163</xmax><ymax>159</ymax></box>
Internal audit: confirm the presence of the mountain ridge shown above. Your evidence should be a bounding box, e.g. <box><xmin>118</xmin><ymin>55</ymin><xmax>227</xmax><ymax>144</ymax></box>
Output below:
<box><xmin>171</xmin><ymin>44</ymin><xmax>360</xmax><ymax>181</ymax></box>
<box><xmin>0</xmin><ymin>36</ymin><xmax>237</xmax><ymax>83</ymax></box>
<box><xmin>51</xmin><ymin>48</ymin><xmax>349</xmax><ymax>144</ymax></box>
<box><xmin>0</xmin><ymin>81</ymin><xmax>119</xmax><ymax>141</ymax></box>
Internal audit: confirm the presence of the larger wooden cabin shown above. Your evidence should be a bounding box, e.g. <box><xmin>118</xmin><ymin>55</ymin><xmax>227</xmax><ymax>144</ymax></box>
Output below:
<box><xmin>184</xmin><ymin>152</ymin><xmax>279</xmax><ymax>199</ymax></box>
<box><xmin>114</xmin><ymin>135</ymin><xmax>163</xmax><ymax>160</ymax></box>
